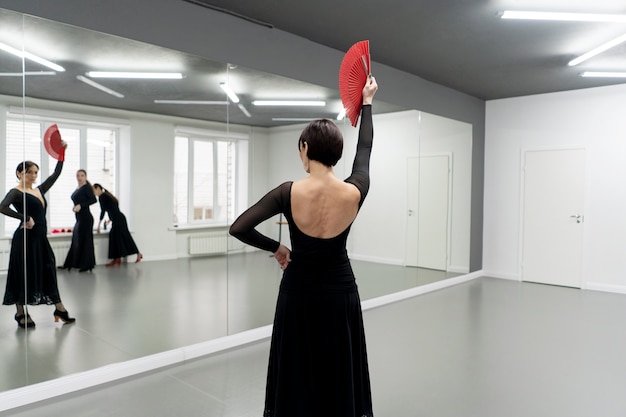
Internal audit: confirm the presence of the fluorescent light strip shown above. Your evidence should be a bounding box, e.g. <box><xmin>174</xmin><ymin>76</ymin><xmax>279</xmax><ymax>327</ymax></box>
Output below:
<box><xmin>219</xmin><ymin>83</ymin><xmax>240</xmax><ymax>103</ymax></box>
<box><xmin>272</xmin><ymin>118</ymin><xmax>319</xmax><ymax>122</ymax></box>
<box><xmin>238</xmin><ymin>103</ymin><xmax>252</xmax><ymax>117</ymax></box>
<box><xmin>77</xmin><ymin>75</ymin><xmax>124</xmax><ymax>98</ymax></box>
<box><xmin>500</xmin><ymin>11</ymin><xmax>626</xmax><ymax>22</ymax></box>
<box><xmin>253</xmin><ymin>100</ymin><xmax>326</xmax><ymax>106</ymax></box>
<box><xmin>154</xmin><ymin>100</ymin><xmax>228</xmax><ymax>105</ymax></box>
<box><xmin>337</xmin><ymin>108</ymin><xmax>346</xmax><ymax>121</ymax></box>
<box><xmin>0</xmin><ymin>71</ymin><xmax>56</xmax><ymax>77</ymax></box>
<box><xmin>0</xmin><ymin>41</ymin><xmax>65</xmax><ymax>72</ymax></box>
<box><xmin>568</xmin><ymin>33</ymin><xmax>626</xmax><ymax>66</ymax></box>
<box><xmin>86</xmin><ymin>71</ymin><xmax>183</xmax><ymax>79</ymax></box>
<box><xmin>580</xmin><ymin>71</ymin><xmax>626</xmax><ymax>78</ymax></box>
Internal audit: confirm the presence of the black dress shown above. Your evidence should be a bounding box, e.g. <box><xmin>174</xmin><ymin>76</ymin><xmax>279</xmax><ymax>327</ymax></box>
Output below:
<box><xmin>230</xmin><ymin>106</ymin><xmax>374</xmax><ymax>417</ymax></box>
<box><xmin>62</xmin><ymin>183</ymin><xmax>96</xmax><ymax>270</ymax></box>
<box><xmin>97</xmin><ymin>193</ymin><xmax>139</xmax><ymax>259</ymax></box>
<box><xmin>0</xmin><ymin>161</ymin><xmax>64</xmax><ymax>305</ymax></box>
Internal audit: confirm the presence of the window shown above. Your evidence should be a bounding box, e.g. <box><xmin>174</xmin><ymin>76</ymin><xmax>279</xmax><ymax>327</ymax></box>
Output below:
<box><xmin>3</xmin><ymin>116</ymin><xmax>117</xmax><ymax>236</ymax></box>
<box><xmin>173</xmin><ymin>130</ymin><xmax>239</xmax><ymax>226</ymax></box>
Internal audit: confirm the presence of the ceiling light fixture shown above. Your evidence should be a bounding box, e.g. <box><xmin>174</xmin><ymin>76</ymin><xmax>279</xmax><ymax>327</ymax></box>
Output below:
<box><xmin>86</xmin><ymin>71</ymin><xmax>183</xmax><ymax>79</ymax></box>
<box><xmin>154</xmin><ymin>100</ymin><xmax>228</xmax><ymax>105</ymax></box>
<box><xmin>337</xmin><ymin>108</ymin><xmax>346</xmax><ymax>121</ymax></box>
<box><xmin>76</xmin><ymin>75</ymin><xmax>124</xmax><ymax>98</ymax></box>
<box><xmin>568</xmin><ymin>33</ymin><xmax>626</xmax><ymax>66</ymax></box>
<box><xmin>0</xmin><ymin>71</ymin><xmax>57</xmax><ymax>77</ymax></box>
<box><xmin>253</xmin><ymin>100</ymin><xmax>326</xmax><ymax>106</ymax></box>
<box><xmin>580</xmin><ymin>71</ymin><xmax>626</xmax><ymax>78</ymax></box>
<box><xmin>500</xmin><ymin>11</ymin><xmax>626</xmax><ymax>22</ymax></box>
<box><xmin>219</xmin><ymin>82</ymin><xmax>240</xmax><ymax>103</ymax></box>
<box><xmin>0</xmin><ymin>41</ymin><xmax>65</xmax><ymax>72</ymax></box>
<box><xmin>272</xmin><ymin>118</ymin><xmax>319</xmax><ymax>122</ymax></box>
<box><xmin>238</xmin><ymin>103</ymin><xmax>251</xmax><ymax>117</ymax></box>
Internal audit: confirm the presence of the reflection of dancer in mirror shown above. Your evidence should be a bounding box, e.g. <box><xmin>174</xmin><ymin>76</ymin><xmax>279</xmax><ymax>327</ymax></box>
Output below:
<box><xmin>0</xmin><ymin>145</ymin><xmax>76</xmax><ymax>328</ymax></box>
<box><xmin>230</xmin><ymin>77</ymin><xmax>378</xmax><ymax>417</ymax></box>
<box><xmin>59</xmin><ymin>169</ymin><xmax>97</xmax><ymax>272</ymax></box>
<box><xmin>93</xmin><ymin>184</ymin><xmax>143</xmax><ymax>266</ymax></box>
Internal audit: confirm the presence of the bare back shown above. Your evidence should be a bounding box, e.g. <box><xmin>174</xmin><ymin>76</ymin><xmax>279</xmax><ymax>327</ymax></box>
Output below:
<box><xmin>290</xmin><ymin>175</ymin><xmax>361</xmax><ymax>239</ymax></box>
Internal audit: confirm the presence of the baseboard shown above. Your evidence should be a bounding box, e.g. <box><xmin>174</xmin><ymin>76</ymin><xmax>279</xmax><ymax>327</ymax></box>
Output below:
<box><xmin>585</xmin><ymin>282</ymin><xmax>626</xmax><ymax>295</ymax></box>
<box><xmin>361</xmin><ymin>270</ymin><xmax>483</xmax><ymax>311</ymax></box>
<box><xmin>481</xmin><ymin>270</ymin><xmax>520</xmax><ymax>281</ymax></box>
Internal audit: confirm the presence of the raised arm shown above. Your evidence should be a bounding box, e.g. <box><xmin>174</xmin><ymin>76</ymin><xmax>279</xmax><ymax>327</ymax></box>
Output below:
<box><xmin>345</xmin><ymin>76</ymin><xmax>378</xmax><ymax>206</ymax></box>
<box><xmin>39</xmin><ymin>160</ymin><xmax>64</xmax><ymax>195</ymax></box>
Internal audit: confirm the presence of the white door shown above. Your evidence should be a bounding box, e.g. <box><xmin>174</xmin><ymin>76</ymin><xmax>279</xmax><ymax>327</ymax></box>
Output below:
<box><xmin>406</xmin><ymin>155</ymin><xmax>450</xmax><ymax>270</ymax></box>
<box><xmin>521</xmin><ymin>149</ymin><xmax>585</xmax><ymax>287</ymax></box>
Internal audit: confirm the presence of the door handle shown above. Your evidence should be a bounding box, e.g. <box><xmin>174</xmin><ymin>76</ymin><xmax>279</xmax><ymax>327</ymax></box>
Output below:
<box><xmin>570</xmin><ymin>214</ymin><xmax>582</xmax><ymax>223</ymax></box>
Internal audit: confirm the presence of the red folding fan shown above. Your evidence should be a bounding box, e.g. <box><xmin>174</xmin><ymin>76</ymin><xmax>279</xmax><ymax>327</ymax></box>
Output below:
<box><xmin>43</xmin><ymin>124</ymin><xmax>65</xmax><ymax>161</ymax></box>
<box><xmin>339</xmin><ymin>40</ymin><xmax>371</xmax><ymax>127</ymax></box>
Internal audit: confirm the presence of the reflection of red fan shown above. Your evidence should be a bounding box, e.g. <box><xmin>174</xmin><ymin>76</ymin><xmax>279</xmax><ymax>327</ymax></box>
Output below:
<box><xmin>43</xmin><ymin>124</ymin><xmax>65</xmax><ymax>161</ymax></box>
<box><xmin>339</xmin><ymin>40</ymin><xmax>371</xmax><ymax>127</ymax></box>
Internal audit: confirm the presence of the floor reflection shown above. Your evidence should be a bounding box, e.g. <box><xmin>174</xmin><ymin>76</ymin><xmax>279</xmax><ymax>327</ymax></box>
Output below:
<box><xmin>0</xmin><ymin>251</ymin><xmax>458</xmax><ymax>392</ymax></box>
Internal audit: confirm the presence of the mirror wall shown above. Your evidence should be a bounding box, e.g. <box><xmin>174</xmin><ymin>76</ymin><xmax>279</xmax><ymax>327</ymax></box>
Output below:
<box><xmin>0</xmin><ymin>7</ymin><xmax>472</xmax><ymax>402</ymax></box>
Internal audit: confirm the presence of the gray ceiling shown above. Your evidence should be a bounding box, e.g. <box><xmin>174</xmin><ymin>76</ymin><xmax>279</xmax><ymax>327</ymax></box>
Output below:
<box><xmin>194</xmin><ymin>0</ymin><xmax>626</xmax><ymax>100</ymax></box>
<box><xmin>2</xmin><ymin>1</ymin><xmax>626</xmax><ymax>127</ymax></box>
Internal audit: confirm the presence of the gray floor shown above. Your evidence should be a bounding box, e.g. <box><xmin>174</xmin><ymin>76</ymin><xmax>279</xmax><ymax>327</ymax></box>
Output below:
<box><xmin>4</xmin><ymin>260</ymin><xmax>626</xmax><ymax>416</ymax></box>
<box><xmin>0</xmin><ymin>253</ymin><xmax>458</xmax><ymax>406</ymax></box>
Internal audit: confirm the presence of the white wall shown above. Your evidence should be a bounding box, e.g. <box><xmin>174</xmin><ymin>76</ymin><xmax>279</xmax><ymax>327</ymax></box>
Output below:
<box><xmin>484</xmin><ymin>83</ymin><xmax>626</xmax><ymax>293</ymax></box>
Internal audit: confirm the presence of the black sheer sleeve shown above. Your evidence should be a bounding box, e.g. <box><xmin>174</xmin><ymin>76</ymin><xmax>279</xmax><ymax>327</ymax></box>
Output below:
<box><xmin>99</xmin><ymin>195</ymin><xmax>108</xmax><ymax>221</ymax></box>
<box><xmin>345</xmin><ymin>104</ymin><xmax>373</xmax><ymax>206</ymax></box>
<box><xmin>0</xmin><ymin>189</ymin><xmax>25</xmax><ymax>221</ymax></box>
<box><xmin>39</xmin><ymin>160</ymin><xmax>64</xmax><ymax>195</ymax></box>
<box><xmin>229</xmin><ymin>182</ymin><xmax>291</xmax><ymax>253</ymax></box>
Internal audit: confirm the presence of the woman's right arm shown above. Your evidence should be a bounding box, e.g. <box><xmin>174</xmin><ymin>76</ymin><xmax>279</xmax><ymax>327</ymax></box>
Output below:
<box><xmin>0</xmin><ymin>189</ymin><xmax>25</xmax><ymax>221</ymax></box>
<box><xmin>345</xmin><ymin>76</ymin><xmax>378</xmax><ymax>206</ymax></box>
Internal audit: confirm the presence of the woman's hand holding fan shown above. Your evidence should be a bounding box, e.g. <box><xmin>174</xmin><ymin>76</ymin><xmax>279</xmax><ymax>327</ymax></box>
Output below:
<box><xmin>339</xmin><ymin>40</ymin><xmax>371</xmax><ymax>127</ymax></box>
<box><xmin>43</xmin><ymin>124</ymin><xmax>67</xmax><ymax>161</ymax></box>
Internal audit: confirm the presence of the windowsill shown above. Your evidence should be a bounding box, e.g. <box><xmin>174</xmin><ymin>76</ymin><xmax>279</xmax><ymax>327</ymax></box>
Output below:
<box><xmin>168</xmin><ymin>223</ymin><xmax>229</xmax><ymax>232</ymax></box>
<box><xmin>48</xmin><ymin>231</ymin><xmax>110</xmax><ymax>239</ymax></box>
<box><xmin>1</xmin><ymin>230</ymin><xmax>110</xmax><ymax>241</ymax></box>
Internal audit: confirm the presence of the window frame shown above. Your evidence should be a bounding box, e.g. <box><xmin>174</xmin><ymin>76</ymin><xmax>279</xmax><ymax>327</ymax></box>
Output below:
<box><xmin>173</xmin><ymin>126</ymin><xmax>247</xmax><ymax>228</ymax></box>
<box><xmin>2</xmin><ymin>108</ymin><xmax>123</xmax><ymax>237</ymax></box>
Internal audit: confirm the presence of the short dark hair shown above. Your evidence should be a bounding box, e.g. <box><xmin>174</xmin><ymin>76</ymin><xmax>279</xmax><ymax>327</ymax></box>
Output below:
<box><xmin>298</xmin><ymin>119</ymin><xmax>343</xmax><ymax>167</ymax></box>
<box><xmin>15</xmin><ymin>161</ymin><xmax>39</xmax><ymax>178</ymax></box>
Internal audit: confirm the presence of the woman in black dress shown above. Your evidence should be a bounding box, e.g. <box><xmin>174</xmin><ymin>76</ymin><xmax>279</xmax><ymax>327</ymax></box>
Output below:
<box><xmin>93</xmin><ymin>184</ymin><xmax>143</xmax><ymax>266</ymax></box>
<box><xmin>230</xmin><ymin>76</ymin><xmax>378</xmax><ymax>417</ymax></box>
<box><xmin>1</xmin><ymin>154</ymin><xmax>76</xmax><ymax>328</ymax></box>
<box><xmin>60</xmin><ymin>169</ymin><xmax>97</xmax><ymax>272</ymax></box>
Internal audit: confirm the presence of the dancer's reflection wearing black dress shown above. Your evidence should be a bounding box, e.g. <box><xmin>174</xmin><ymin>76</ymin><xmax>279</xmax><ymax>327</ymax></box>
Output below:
<box><xmin>93</xmin><ymin>184</ymin><xmax>143</xmax><ymax>265</ymax></box>
<box><xmin>61</xmin><ymin>169</ymin><xmax>96</xmax><ymax>272</ymax></box>
<box><xmin>0</xmin><ymin>159</ymin><xmax>76</xmax><ymax>327</ymax></box>
<box><xmin>230</xmin><ymin>77</ymin><xmax>378</xmax><ymax>417</ymax></box>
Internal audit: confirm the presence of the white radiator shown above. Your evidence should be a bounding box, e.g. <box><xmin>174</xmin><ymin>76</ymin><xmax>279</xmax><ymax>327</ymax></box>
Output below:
<box><xmin>0</xmin><ymin>249</ymin><xmax>10</xmax><ymax>272</ymax></box>
<box><xmin>188</xmin><ymin>232</ymin><xmax>228</xmax><ymax>255</ymax></box>
<box><xmin>50</xmin><ymin>241</ymin><xmax>71</xmax><ymax>266</ymax></box>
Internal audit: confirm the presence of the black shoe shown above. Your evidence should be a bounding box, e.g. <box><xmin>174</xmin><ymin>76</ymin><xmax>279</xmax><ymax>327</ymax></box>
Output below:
<box><xmin>79</xmin><ymin>268</ymin><xmax>92</xmax><ymax>273</ymax></box>
<box><xmin>15</xmin><ymin>313</ymin><xmax>35</xmax><ymax>328</ymax></box>
<box><xmin>53</xmin><ymin>309</ymin><xmax>76</xmax><ymax>324</ymax></box>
